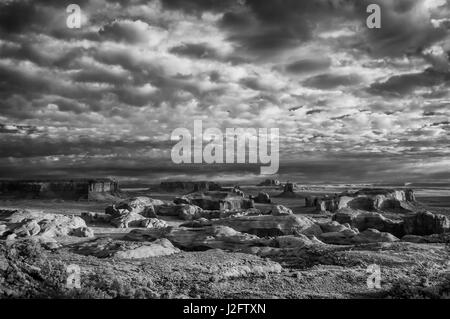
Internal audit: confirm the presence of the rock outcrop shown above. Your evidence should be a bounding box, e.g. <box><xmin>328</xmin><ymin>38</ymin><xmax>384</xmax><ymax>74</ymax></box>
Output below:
<box><xmin>0</xmin><ymin>209</ymin><xmax>94</xmax><ymax>239</ymax></box>
<box><xmin>0</xmin><ymin>179</ymin><xmax>119</xmax><ymax>200</ymax></box>
<box><xmin>270</xmin><ymin>205</ymin><xmax>293</xmax><ymax>216</ymax></box>
<box><xmin>258</xmin><ymin>179</ymin><xmax>281</xmax><ymax>186</ymax></box>
<box><xmin>74</xmin><ymin>238</ymin><xmax>180</xmax><ymax>259</ymax></box>
<box><xmin>251</xmin><ymin>192</ymin><xmax>271</xmax><ymax>204</ymax></box>
<box><xmin>184</xmin><ymin>192</ymin><xmax>254</xmax><ymax>211</ymax></box>
<box><xmin>211</xmin><ymin>214</ymin><xmax>322</xmax><ymax>237</ymax></box>
<box><xmin>106</xmin><ymin>197</ymin><xmax>164</xmax><ymax>218</ymax></box>
<box><xmin>332</xmin><ymin>208</ymin><xmax>449</xmax><ymax>237</ymax></box>
<box><xmin>403</xmin><ymin>211</ymin><xmax>450</xmax><ymax>235</ymax></box>
<box><xmin>125</xmin><ymin>225</ymin><xmax>270</xmax><ymax>251</ymax></box>
<box><xmin>307</xmin><ymin>188</ymin><xmax>417</xmax><ymax>213</ymax></box>
<box><xmin>160</xmin><ymin>181</ymin><xmax>221</xmax><ymax>193</ymax></box>
<box><xmin>319</xmin><ymin>228</ymin><xmax>399</xmax><ymax>245</ymax></box>
<box><xmin>332</xmin><ymin>208</ymin><xmax>405</xmax><ymax>237</ymax></box>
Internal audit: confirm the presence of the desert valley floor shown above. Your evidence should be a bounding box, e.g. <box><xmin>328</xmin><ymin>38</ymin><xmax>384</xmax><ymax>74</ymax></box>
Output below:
<box><xmin>0</xmin><ymin>184</ymin><xmax>449</xmax><ymax>299</ymax></box>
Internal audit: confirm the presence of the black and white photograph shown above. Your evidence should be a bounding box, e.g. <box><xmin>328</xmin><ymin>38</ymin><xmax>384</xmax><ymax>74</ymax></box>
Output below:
<box><xmin>0</xmin><ymin>0</ymin><xmax>449</xmax><ymax>305</ymax></box>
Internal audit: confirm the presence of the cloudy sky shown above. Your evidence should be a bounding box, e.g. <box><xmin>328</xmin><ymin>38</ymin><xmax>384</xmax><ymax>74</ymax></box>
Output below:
<box><xmin>0</xmin><ymin>0</ymin><xmax>449</xmax><ymax>184</ymax></box>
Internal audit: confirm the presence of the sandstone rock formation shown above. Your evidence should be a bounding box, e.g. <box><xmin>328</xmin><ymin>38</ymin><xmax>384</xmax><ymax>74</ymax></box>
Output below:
<box><xmin>125</xmin><ymin>225</ymin><xmax>270</xmax><ymax>251</ymax></box>
<box><xmin>156</xmin><ymin>204</ymin><xmax>204</xmax><ymax>220</ymax></box>
<box><xmin>0</xmin><ymin>179</ymin><xmax>119</xmax><ymax>200</ymax></box>
<box><xmin>111</xmin><ymin>212</ymin><xmax>167</xmax><ymax>229</ymax></box>
<box><xmin>74</xmin><ymin>238</ymin><xmax>180</xmax><ymax>259</ymax></box>
<box><xmin>270</xmin><ymin>205</ymin><xmax>293</xmax><ymax>216</ymax></box>
<box><xmin>403</xmin><ymin>211</ymin><xmax>450</xmax><ymax>235</ymax></box>
<box><xmin>276</xmin><ymin>182</ymin><xmax>304</xmax><ymax>198</ymax></box>
<box><xmin>160</xmin><ymin>181</ymin><xmax>221</xmax><ymax>193</ymax></box>
<box><xmin>0</xmin><ymin>209</ymin><xmax>94</xmax><ymax>239</ymax></box>
<box><xmin>106</xmin><ymin>196</ymin><xmax>164</xmax><ymax>217</ymax></box>
<box><xmin>319</xmin><ymin>227</ymin><xmax>398</xmax><ymax>245</ymax></box>
<box><xmin>81</xmin><ymin>212</ymin><xmax>112</xmax><ymax>224</ymax></box>
<box><xmin>332</xmin><ymin>208</ymin><xmax>404</xmax><ymax>237</ymax></box>
<box><xmin>258</xmin><ymin>179</ymin><xmax>280</xmax><ymax>186</ymax></box>
<box><xmin>211</xmin><ymin>214</ymin><xmax>322</xmax><ymax>237</ymax></box>
<box><xmin>251</xmin><ymin>192</ymin><xmax>271</xmax><ymax>204</ymax></box>
<box><xmin>185</xmin><ymin>192</ymin><xmax>254</xmax><ymax>211</ymax></box>
<box><xmin>333</xmin><ymin>208</ymin><xmax>449</xmax><ymax>237</ymax></box>
<box><xmin>307</xmin><ymin>188</ymin><xmax>417</xmax><ymax>213</ymax></box>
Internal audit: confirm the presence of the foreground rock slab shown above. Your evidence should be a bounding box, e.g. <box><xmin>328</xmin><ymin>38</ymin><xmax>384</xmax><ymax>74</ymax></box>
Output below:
<box><xmin>0</xmin><ymin>209</ymin><xmax>94</xmax><ymax>240</ymax></box>
<box><xmin>74</xmin><ymin>238</ymin><xmax>180</xmax><ymax>259</ymax></box>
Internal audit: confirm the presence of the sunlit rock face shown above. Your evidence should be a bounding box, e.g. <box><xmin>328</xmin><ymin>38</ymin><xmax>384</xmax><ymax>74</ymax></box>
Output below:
<box><xmin>306</xmin><ymin>188</ymin><xmax>417</xmax><ymax>213</ymax></box>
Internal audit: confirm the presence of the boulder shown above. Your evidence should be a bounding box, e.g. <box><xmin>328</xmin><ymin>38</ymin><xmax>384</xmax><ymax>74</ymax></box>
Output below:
<box><xmin>211</xmin><ymin>214</ymin><xmax>322</xmax><ymax>237</ymax></box>
<box><xmin>403</xmin><ymin>211</ymin><xmax>450</xmax><ymax>235</ymax></box>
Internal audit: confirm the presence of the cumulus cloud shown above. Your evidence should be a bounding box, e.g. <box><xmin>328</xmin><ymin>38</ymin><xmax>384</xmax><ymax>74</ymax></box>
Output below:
<box><xmin>0</xmin><ymin>0</ymin><xmax>448</xmax><ymax>183</ymax></box>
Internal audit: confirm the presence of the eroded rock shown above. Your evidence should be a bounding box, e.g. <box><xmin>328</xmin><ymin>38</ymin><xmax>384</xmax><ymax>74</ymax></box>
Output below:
<box><xmin>0</xmin><ymin>210</ymin><xmax>93</xmax><ymax>239</ymax></box>
<box><xmin>270</xmin><ymin>205</ymin><xmax>293</xmax><ymax>216</ymax></box>
<box><xmin>332</xmin><ymin>208</ymin><xmax>404</xmax><ymax>237</ymax></box>
<box><xmin>211</xmin><ymin>214</ymin><xmax>322</xmax><ymax>237</ymax></box>
<box><xmin>403</xmin><ymin>211</ymin><xmax>450</xmax><ymax>235</ymax></box>
<box><xmin>74</xmin><ymin>238</ymin><xmax>180</xmax><ymax>259</ymax></box>
<box><xmin>125</xmin><ymin>225</ymin><xmax>270</xmax><ymax>251</ymax></box>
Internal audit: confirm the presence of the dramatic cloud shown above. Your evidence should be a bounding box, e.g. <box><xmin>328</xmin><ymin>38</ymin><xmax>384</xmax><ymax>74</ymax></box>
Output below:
<box><xmin>0</xmin><ymin>0</ymin><xmax>449</xmax><ymax>183</ymax></box>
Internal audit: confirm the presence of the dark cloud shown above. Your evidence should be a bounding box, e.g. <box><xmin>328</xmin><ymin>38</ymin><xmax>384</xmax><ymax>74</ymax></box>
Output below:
<box><xmin>169</xmin><ymin>43</ymin><xmax>220</xmax><ymax>60</ymax></box>
<box><xmin>285</xmin><ymin>58</ymin><xmax>331</xmax><ymax>74</ymax></box>
<box><xmin>306</xmin><ymin>109</ymin><xmax>324</xmax><ymax>115</ymax></box>
<box><xmin>368</xmin><ymin>68</ymin><xmax>450</xmax><ymax>96</ymax></box>
<box><xmin>303</xmin><ymin>73</ymin><xmax>363</xmax><ymax>89</ymax></box>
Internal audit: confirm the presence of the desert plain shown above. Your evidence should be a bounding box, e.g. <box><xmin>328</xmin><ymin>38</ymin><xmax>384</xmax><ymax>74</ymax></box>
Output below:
<box><xmin>0</xmin><ymin>181</ymin><xmax>449</xmax><ymax>299</ymax></box>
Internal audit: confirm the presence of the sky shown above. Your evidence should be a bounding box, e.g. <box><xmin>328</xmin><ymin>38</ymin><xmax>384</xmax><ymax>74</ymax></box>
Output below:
<box><xmin>0</xmin><ymin>0</ymin><xmax>449</xmax><ymax>184</ymax></box>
